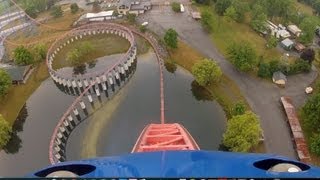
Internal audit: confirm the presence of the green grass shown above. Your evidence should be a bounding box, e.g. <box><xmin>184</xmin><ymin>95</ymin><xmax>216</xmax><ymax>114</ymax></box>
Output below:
<box><xmin>52</xmin><ymin>34</ymin><xmax>130</xmax><ymax>69</ymax></box>
<box><xmin>198</xmin><ymin>5</ymin><xmax>282</xmax><ymax>62</ymax></box>
<box><xmin>0</xmin><ymin>62</ymin><xmax>49</xmax><ymax>125</ymax></box>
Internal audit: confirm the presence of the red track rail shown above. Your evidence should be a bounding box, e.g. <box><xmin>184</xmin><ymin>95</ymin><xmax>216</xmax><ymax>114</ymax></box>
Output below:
<box><xmin>132</xmin><ymin>123</ymin><xmax>200</xmax><ymax>152</ymax></box>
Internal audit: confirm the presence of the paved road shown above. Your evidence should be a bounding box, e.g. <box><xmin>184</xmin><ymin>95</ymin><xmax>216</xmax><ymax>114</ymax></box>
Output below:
<box><xmin>137</xmin><ymin>5</ymin><xmax>318</xmax><ymax>159</ymax></box>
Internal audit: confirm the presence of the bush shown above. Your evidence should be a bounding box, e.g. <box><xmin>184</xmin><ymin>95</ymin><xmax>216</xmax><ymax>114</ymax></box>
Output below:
<box><xmin>127</xmin><ymin>13</ymin><xmax>136</xmax><ymax>24</ymax></box>
<box><xmin>300</xmin><ymin>48</ymin><xmax>315</xmax><ymax>63</ymax></box>
<box><xmin>258</xmin><ymin>62</ymin><xmax>271</xmax><ymax>78</ymax></box>
<box><xmin>192</xmin><ymin>59</ymin><xmax>222</xmax><ymax>86</ymax></box>
<box><xmin>139</xmin><ymin>25</ymin><xmax>147</xmax><ymax>33</ymax></box>
<box><xmin>14</xmin><ymin>46</ymin><xmax>34</xmax><ymax>65</ymax></box>
<box><xmin>231</xmin><ymin>102</ymin><xmax>246</xmax><ymax>116</ymax></box>
<box><xmin>227</xmin><ymin>42</ymin><xmax>257</xmax><ymax>72</ymax></box>
<box><xmin>200</xmin><ymin>10</ymin><xmax>213</xmax><ymax>32</ymax></box>
<box><xmin>51</xmin><ymin>5</ymin><xmax>63</xmax><ymax>18</ymax></box>
<box><xmin>0</xmin><ymin>69</ymin><xmax>11</xmax><ymax>97</ymax></box>
<box><xmin>266</xmin><ymin>36</ymin><xmax>278</xmax><ymax>49</ymax></box>
<box><xmin>67</xmin><ymin>41</ymin><xmax>94</xmax><ymax>65</ymax></box>
<box><xmin>311</xmin><ymin>134</ymin><xmax>320</xmax><ymax>155</ymax></box>
<box><xmin>302</xmin><ymin>93</ymin><xmax>320</xmax><ymax>131</ymax></box>
<box><xmin>288</xmin><ymin>59</ymin><xmax>311</xmax><ymax>75</ymax></box>
<box><xmin>171</xmin><ymin>2</ymin><xmax>180</xmax><ymax>12</ymax></box>
<box><xmin>32</xmin><ymin>44</ymin><xmax>47</xmax><ymax>62</ymax></box>
<box><xmin>70</xmin><ymin>3</ymin><xmax>79</xmax><ymax>14</ymax></box>
<box><xmin>223</xmin><ymin>111</ymin><xmax>262</xmax><ymax>152</ymax></box>
<box><xmin>164</xmin><ymin>28</ymin><xmax>178</xmax><ymax>49</ymax></box>
<box><xmin>0</xmin><ymin>114</ymin><xmax>12</xmax><ymax>148</ymax></box>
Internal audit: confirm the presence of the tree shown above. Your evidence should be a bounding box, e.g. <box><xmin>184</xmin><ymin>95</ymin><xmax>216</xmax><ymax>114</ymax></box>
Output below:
<box><xmin>139</xmin><ymin>25</ymin><xmax>147</xmax><ymax>33</ymax></box>
<box><xmin>32</xmin><ymin>44</ymin><xmax>47</xmax><ymax>62</ymax></box>
<box><xmin>257</xmin><ymin>62</ymin><xmax>271</xmax><ymax>78</ymax></box>
<box><xmin>171</xmin><ymin>2</ymin><xmax>180</xmax><ymax>12</ymax></box>
<box><xmin>201</xmin><ymin>10</ymin><xmax>213</xmax><ymax>32</ymax></box>
<box><xmin>192</xmin><ymin>59</ymin><xmax>222</xmax><ymax>86</ymax></box>
<box><xmin>127</xmin><ymin>13</ymin><xmax>136</xmax><ymax>24</ymax></box>
<box><xmin>164</xmin><ymin>28</ymin><xmax>178</xmax><ymax>49</ymax></box>
<box><xmin>67</xmin><ymin>41</ymin><xmax>94</xmax><ymax>65</ymax></box>
<box><xmin>0</xmin><ymin>69</ymin><xmax>11</xmax><ymax>97</ymax></box>
<box><xmin>224</xmin><ymin>6</ymin><xmax>237</xmax><ymax>21</ymax></box>
<box><xmin>231</xmin><ymin>102</ymin><xmax>246</xmax><ymax>116</ymax></box>
<box><xmin>70</xmin><ymin>3</ymin><xmax>79</xmax><ymax>14</ymax></box>
<box><xmin>302</xmin><ymin>93</ymin><xmax>320</xmax><ymax>131</ymax></box>
<box><xmin>223</xmin><ymin>111</ymin><xmax>262</xmax><ymax>152</ymax></box>
<box><xmin>50</xmin><ymin>5</ymin><xmax>63</xmax><ymax>18</ymax></box>
<box><xmin>300</xmin><ymin>48</ymin><xmax>315</xmax><ymax>63</ymax></box>
<box><xmin>299</xmin><ymin>16</ymin><xmax>319</xmax><ymax>44</ymax></box>
<box><xmin>251</xmin><ymin>13</ymin><xmax>267</xmax><ymax>33</ymax></box>
<box><xmin>0</xmin><ymin>114</ymin><xmax>12</xmax><ymax>148</ymax></box>
<box><xmin>266</xmin><ymin>36</ymin><xmax>278</xmax><ymax>49</ymax></box>
<box><xmin>310</xmin><ymin>133</ymin><xmax>320</xmax><ymax>155</ymax></box>
<box><xmin>13</xmin><ymin>46</ymin><xmax>34</xmax><ymax>65</ymax></box>
<box><xmin>227</xmin><ymin>42</ymin><xmax>257</xmax><ymax>72</ymax></box>
<box><xmin>215</xmin><ymin>0</ymin><xmax>232</xmax><ymax>15</ymax></box>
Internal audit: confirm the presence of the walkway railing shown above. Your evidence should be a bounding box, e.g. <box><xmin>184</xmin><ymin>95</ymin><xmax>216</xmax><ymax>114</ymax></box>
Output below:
<box><xmin>281</xmin><ymin>96</ymin><xmax>311</xmax><ymax>163</ymax></box>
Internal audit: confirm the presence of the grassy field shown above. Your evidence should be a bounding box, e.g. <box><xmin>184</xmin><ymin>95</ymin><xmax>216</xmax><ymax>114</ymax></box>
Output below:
<box><xmin>52</xmin><ymin>34</ymin><xmax>130</xmax><ymax>69</ymax></box>
<box><xmin>198</xmin><ymin>6</ymin><xmax>282</xmax><ymax>62</ymax></box>
<box><xmin>168</xmin><ymin>41</ymin><xmax>265</xmax><ymax>153</ymax></box>
<box><xmin>0</xmin><ymin>62</ymin><xmax>49</xmax><ymax>125</ymax></box>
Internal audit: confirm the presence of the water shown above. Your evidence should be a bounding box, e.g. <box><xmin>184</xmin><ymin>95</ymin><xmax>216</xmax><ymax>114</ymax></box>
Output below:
<box><xmin>66</xmin><ymin>51</ymin><xmax>226</xmax><ymax>161</ymax></box>
<box><xmin>0</xmin><ymin>79</ymin><xmax>76</xmax><ymax>177</ymax></box>
<box><xmin>0</xmin><ymin>51</ymin><xmax>226</xmax><ymax>177</ymax></box>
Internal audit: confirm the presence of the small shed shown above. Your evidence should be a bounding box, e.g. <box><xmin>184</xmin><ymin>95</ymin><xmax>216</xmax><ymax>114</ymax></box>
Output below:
<box><xmin>191</xmin><ymin>12</ymin><xmax>201</xmax><ymax>20</ymax></box>
<box><xmin>3</xmin><ymin>65</ymin><xmax>32</xmax><ymax>84</ymax></box>
<box><xmin>294</xmin><ymin>42</ymin><xmax>305</xmax><ymax>52</ymax></box>
<box><xmin>287</xmin><ymin>25</ymin><xmax>302</xmax><ymax>37</ymax></box>
<box><xmin>281</xmin><ymin>38</ymin><xmax>294</xmax><ymax>50</ymax></box>
<box><xmin>273</xmin><ymin>71</ymin><xmax>287</xmax><ymax>86</ymax></box>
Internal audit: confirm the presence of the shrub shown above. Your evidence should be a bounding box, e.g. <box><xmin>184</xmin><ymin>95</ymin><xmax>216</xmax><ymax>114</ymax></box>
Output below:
<box><xmin>14</xmin><ymin>46</ymin><xmax>34</xmax><ymax>65</ymax></box>
<box><xmin>171</xmin><ymin>2</ymin><xmax>180</xmax><ymax>12</ymax></box>
<box><xmin>164</xmin><ymin>28</ymin><xmax>178</xmax><ymax>49</ymax></box>
<box><xmin>70</xmin><ymin>3</ymin><xmax>79</xmax><ymax>14</ymax></box>
<box><xmin>231</xmin><ymin>102</ymin><xmax>246</xmax><ymax>116</ymax></box>
<box><xmin>310</xmin><ymin>134</ymin><xmax>320</xmax><ymax>156</ymax></box>
<box><xmin>223</xmin><ymin>111</ymin><xmax>262</xmax><ymax>152</ymax></box>
<box><xmin>302</xmin><ymin>93</ymin><xmax>320</xmax><ymax>131</ymax></box>
<box><xmin>227</xmin><ymin>42</ymin><xmax>257</xmax><ymax>72</ymax></box>
<box><xmin>258</xmin><ymin>62</ymin><xmax>271</xmax><ymax>78</ymax></box>
<box><xmin>0</xmin><ymin>69</ymin><xmax>11</xmax><ymax>97</ymax></box>
<box><xmin>192</xmin><ymin>59</ymin><xmax>222</xmax><ymax>86</ymax></box>
<box><xmin>0</xmin><ymin>114</ymin><xmax>12</xmax><ymax>148</ymax></box>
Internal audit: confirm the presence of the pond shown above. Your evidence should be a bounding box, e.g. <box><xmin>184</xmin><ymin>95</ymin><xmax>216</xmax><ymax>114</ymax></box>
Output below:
<box><xmin>0</xmin><ymin>50</ymin><xmax>226</xmax><ymax>177</ymax></box>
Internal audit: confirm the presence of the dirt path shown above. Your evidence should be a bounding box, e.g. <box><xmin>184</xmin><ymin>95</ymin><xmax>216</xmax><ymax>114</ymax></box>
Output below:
<box><xmin>137</xmin><ymin>6</ymin><xmax>318</xmax><ymax>159</ymax></box>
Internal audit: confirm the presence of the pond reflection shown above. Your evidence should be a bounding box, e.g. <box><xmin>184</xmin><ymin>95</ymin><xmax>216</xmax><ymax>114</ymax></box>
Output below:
<box><xmin>3</xmin><ymin>104</ymin><xmax>28</xmax><ymax>154</ymax></box>
<box><xmin>190</xmin><ymin>80</ymin><xmax>214</xmax><ymax>102</ymax></box>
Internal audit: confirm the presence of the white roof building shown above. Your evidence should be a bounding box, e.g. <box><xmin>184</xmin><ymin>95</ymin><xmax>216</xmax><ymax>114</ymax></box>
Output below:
<box><xmin>287</xmin><ymin>25</ymin><xmax>302</xmax><ymax>37</ymax></box>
